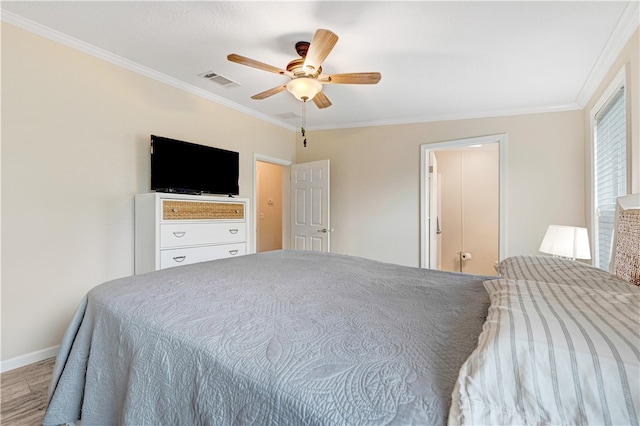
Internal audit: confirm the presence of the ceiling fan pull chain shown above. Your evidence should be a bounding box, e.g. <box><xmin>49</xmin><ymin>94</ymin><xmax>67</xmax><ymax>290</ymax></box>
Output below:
<box><xmin>302</xmin><ymin>100</ymin><xmax>308</xmax><ymax>147</ymax></box>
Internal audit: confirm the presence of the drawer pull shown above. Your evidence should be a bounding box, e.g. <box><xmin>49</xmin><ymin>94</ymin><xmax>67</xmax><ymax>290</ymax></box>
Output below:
<box><xmin>228</xmin><ymin>250</ymin><xmax>239</xmax><ymax>255</ymax></box>
<box><xmin>172</xmin><ymin>231</ymin><xmax>186</xmax><ymax>238</ymax></box>
<box><xmin>172</xmin><ymin>208</ymin><xmax>178</xmax><ymax>213</ymax></box>
<box><xmin>173</xmin><ymin>256</ymin><xmax>186</xmax><ymax>263</ymax></box>
<box><xmin>228</xmin><ymin>229</ymin><xmax>239</xmax><ymax>234</ymax></box>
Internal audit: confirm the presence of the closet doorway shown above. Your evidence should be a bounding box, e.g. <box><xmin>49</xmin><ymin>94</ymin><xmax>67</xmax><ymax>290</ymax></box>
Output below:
<box><xmin>420</xmin><ymin>134</ymin><xmax>506</xmax><ymax>275</ymax></box>
<box><xmin>254</xmin><ymin>155</ymin><xmax>292</xmax><ymax>253</ymax></box>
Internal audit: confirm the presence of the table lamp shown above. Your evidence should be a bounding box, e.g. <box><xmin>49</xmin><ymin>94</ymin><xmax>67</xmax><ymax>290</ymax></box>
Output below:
<box><xmin>539</xmin><ymin>225</ymin><xmax>591</xmax><ymax>260</ymax></box>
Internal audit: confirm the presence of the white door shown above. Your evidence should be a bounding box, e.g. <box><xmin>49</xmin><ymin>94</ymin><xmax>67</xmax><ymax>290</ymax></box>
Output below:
<box><xmin>291</xmin><ymin>160</ymin><xmax>330</xmax><ymax>252</ymax></box>
<box><xmin>428</xmin><ymin>152</ymin><xmax>442</xmax><ymax>269</ymax></box>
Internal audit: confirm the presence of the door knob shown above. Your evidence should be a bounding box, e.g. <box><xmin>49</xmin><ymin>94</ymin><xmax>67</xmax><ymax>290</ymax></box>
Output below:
<box><xmin>318</xmin><ymin>228</ymin><xmax>328</xmax><ymax>233</ymax></box>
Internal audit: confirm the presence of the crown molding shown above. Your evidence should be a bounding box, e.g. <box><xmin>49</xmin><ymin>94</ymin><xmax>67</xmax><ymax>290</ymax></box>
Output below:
<box><xmin>575</xmin><ymin>1</ymin><xmax>639</xmax><ymax>107</ymax></box>
<box><xmin>1</xmin><ymin>10</ymin><xmax>297</xmax><ymax>132</ymax></box>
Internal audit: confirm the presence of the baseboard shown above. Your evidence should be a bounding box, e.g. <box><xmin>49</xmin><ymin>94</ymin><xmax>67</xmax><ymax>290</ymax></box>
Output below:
<box><xmin>1</xmin><ymin>345</ymin><xmax>59</xmax><ymax>373</ymax></box>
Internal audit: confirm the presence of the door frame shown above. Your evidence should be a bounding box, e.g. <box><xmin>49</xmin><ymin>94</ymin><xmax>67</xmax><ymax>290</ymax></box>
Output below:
<box><xmin>420</xmin><ymin>134</ymin><xmax>507</xmax><ymax>269</ymax></box>
<box><xmin>427</xmin><ymin>151</ymin><xmax>441</xmax><ymax>270</ymax></box>
<box><xmin>253</xmin><ymin>153</ymin><xmax>293</xmax><ymax>254</ymax></box>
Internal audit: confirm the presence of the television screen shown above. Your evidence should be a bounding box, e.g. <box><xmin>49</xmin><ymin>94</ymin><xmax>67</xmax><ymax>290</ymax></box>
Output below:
<box><xmin>150</xmin><ymin>135</ymin><xmax>239</xmax><ymax>196</ymax></box>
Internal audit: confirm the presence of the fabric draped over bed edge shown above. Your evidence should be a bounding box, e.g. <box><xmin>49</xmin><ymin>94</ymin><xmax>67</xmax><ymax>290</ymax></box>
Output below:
<box><xmin>44</xmin><ymin>250</ymin><xmax>491</xmax><ymax>426</ymax></box>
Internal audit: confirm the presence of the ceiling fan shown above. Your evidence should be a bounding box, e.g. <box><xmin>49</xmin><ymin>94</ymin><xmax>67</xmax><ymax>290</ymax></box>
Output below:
<box><xmin>227</xmin><ymin>29</ymin><xmax>381</xmax><ymax>109</ymax></box>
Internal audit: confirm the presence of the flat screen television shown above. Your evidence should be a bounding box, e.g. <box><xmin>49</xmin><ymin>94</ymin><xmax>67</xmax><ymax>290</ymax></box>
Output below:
<box><xmin>150</xmin><ymin>135</ymin><xmax>239</xmax><ymax>196</ymax></box>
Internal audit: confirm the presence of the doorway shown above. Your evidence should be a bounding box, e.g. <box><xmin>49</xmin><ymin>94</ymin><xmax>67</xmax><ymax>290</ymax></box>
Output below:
<box><xmin>254</xmin><ymin>155</ymin><xmax>292</xmax><ymax>253</ymax></box>
<box><xmin>253</xmin><ymin>155</ymin><xmax>331</xmax><ymax>254</ymax></box>
<box><xmin>420</xmin><ymin>134</ymin><xmax>506</xmax><ymax>274</ymax></box>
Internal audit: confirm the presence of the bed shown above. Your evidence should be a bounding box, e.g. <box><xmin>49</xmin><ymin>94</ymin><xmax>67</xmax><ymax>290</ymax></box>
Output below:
<box><xmin>43</xmin><ymin>250</ymin><xmax>639</xmax><ymax>425</ymax></box>
<box><xmin>43</xmin><ymin>250</ymin><xmax>492</xmax><ymax>425</ymax></box>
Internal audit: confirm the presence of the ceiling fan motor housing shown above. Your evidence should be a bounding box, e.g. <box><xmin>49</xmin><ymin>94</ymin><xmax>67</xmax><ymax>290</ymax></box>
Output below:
<box><xmin>287</xmin><ymin>58</ymin><xmax>322</xmax><ymax>78</ymax></box>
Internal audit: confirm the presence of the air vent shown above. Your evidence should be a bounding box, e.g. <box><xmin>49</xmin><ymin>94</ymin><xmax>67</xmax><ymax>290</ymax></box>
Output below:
<box><xmin>275</xmin><ymin>112</ymin><xmax>302</xmax><ymax>120</ymax></box>
<box><xmin>199</xmin><ymin>71</ymin><xmax>240</xmax><ymax>87</ymax></box>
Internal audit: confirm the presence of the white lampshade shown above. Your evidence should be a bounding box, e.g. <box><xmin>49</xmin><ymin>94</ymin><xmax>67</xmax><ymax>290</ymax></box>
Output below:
<box><xmin>286</xmin><ymin>77</ymin><xmax>322</xmax><ymax>101</ymax></box>
<box><xmin>539</xmin><ymin>225</ymin><xmax>591</xmax><ymax>260</ymax></box>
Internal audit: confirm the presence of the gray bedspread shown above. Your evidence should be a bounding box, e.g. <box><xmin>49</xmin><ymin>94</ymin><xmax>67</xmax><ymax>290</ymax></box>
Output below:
<box><xmin>44</xmin><ymin>250</ymin><xmax>490</xmax><ymax>425</ymax></box>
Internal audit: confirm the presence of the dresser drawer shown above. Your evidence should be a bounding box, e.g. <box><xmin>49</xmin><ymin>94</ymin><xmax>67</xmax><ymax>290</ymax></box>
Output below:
<box><xmin>160</xmin><ymin>243</ymin><xmax>246</xmax><ymax>269</ymax></box>
<box><xmin>162</xmin><ymin>200</ymin><xmax>244</xmax><ymax>220</ymax></box>
<box><xmin>160</xmin><ymin>223</ymin><xmax>245</xmax><ymax>248</ymax></box>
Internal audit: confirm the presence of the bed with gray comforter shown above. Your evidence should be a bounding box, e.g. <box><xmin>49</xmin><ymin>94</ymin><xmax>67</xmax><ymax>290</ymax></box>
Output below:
<box><xmin>43</xmin><ymin>250</ymin><xmax>490</xmax><ymax>425</ymax></box>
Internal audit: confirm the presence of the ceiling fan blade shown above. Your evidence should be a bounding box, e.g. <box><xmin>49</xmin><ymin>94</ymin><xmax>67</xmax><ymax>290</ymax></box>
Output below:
<box><xmin>303</xmin><ymin>29</ymin><xmax>339</xmax><ymax>73</ymax></box>
<box><xmin>312</xmin><ymin>91</ymin><xmax>332</xmax><ymax>109</ymax></box>
<box><xmin>320</xmin><ymin>72</ymin><xmax>382</xmax><ymax>84</ymax></box>
<box><xmin>251</xmin><ymin>85</ymin><xmax>287</xmax><ymax>100</ymax></box>
<box><xmin>227</xmin><ymin>54</ymin><xmax>291</xmax><ymax>76</ymax></box>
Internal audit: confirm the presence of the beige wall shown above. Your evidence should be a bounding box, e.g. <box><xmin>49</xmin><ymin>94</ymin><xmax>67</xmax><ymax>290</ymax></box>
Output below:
<box><xmin>296</xmin><ymin>110</ymin><xmax>585</xmax><ymax>267</ymax></box>
<box><xmin>583</xmin><ymin>27</ymin><xmax>639</xmax><ymax>227</ymax></box>
<box><xmin>256</xmin><ymin>161</ymin><xmax>283</xmax><ymax>252</ymax></box>
<box><xmin>1</xmin><ymin>23</ymin><xmax>296</xmax><ymax>363</ymax></box>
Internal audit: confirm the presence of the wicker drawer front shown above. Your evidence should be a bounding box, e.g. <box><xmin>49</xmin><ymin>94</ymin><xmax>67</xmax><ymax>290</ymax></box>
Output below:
<box><xmin>163</xmin><ymin>200</ymin><xmax>244</xmax><ymax>220</ymax></box>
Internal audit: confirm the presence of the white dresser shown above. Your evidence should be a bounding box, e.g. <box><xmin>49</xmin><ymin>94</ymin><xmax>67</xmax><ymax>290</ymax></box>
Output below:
<box><xmin>134</xmin><ymin>193</ymin><xmax>251</xmax><ymax>274</ymax></box>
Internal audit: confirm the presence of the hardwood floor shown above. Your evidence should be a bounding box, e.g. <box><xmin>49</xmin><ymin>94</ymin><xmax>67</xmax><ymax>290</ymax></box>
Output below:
<box><xmin>1</xmin><ymin>358</ymin><xmax>55</xmax><ymax>425</ymax></box>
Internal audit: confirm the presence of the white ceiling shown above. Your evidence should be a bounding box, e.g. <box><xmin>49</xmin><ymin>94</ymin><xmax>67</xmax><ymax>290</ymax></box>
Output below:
<box><xmin>2</xmin><ymin>1</ymin><xmax>638</xmax><ymax>131</ymax></box>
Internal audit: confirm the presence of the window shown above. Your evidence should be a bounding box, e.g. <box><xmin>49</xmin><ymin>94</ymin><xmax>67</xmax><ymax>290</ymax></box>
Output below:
<box><xmin>592</xmin><ymin>76</ymin><xmax>627</xmax><ymax>270</ymax></box>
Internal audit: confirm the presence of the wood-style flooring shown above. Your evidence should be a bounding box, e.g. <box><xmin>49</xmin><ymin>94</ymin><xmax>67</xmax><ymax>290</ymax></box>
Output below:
<box><xmin>1</xmin><ymin>358</ymin><xmax>55</xmax><ymax>425</ymax></box>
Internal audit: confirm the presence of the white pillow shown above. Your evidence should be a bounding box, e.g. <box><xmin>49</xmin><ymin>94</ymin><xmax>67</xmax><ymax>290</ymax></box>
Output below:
<box><xmin>449</xmin><ymin>278</ymin><xmax>640</xmax><ymax>425</ymax></box>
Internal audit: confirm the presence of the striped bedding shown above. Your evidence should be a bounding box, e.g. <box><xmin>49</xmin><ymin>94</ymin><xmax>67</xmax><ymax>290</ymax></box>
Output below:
<box><xmin>449</xmin><ymin>256</ymin><xmax>639</xmax><ymax>425</ymax></box>
<box><xmin>498</xmin><ymin>255</ymin><xmax>635</xmax><ymax>291</ymax></box>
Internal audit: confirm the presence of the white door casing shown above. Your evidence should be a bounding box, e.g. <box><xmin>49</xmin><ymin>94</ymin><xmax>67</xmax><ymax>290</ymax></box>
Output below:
<box><xmin>428</xmin><ymin>152</ymin><xmax>442</xmax><ymax>269</ymax></box>
<box><xmin>291</xmin><ymin>160</ymin><xmax>330</xmax><ymax>252</ymax></box>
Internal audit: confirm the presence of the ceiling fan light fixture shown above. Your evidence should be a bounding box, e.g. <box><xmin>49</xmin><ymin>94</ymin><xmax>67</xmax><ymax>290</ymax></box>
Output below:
<box><xmin>286</xmin><ymin>77</ymin><xmax>322</xmax><ymax>101</ymax></box>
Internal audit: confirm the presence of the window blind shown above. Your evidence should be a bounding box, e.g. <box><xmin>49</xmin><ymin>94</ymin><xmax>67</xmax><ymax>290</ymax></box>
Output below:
<box><xmin>594</xmin><ymin>87</ymin><xmax>626</xmax><ymax>270</ymax></box>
